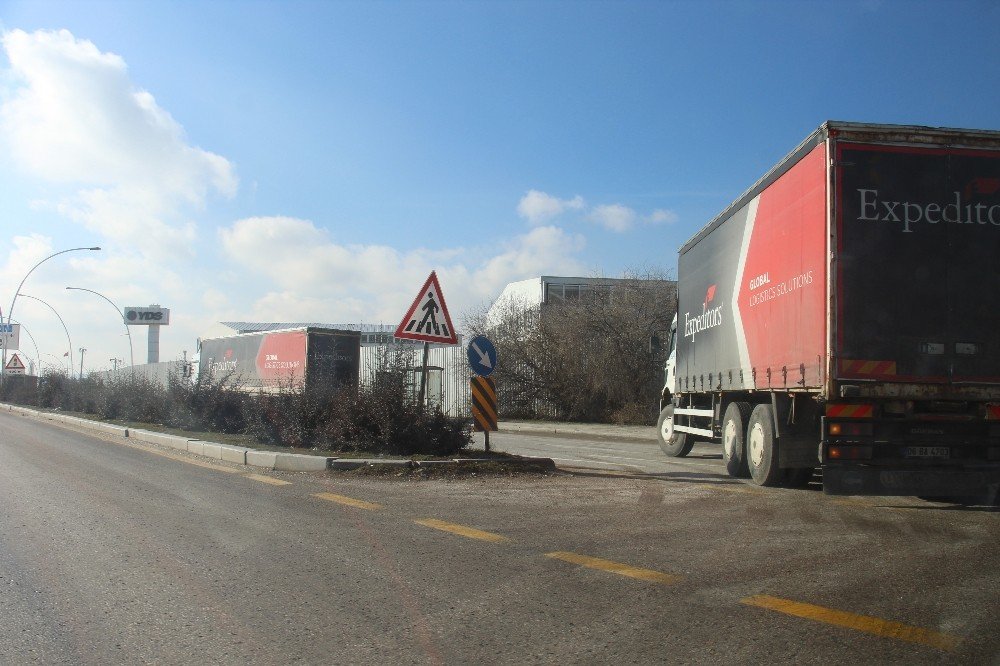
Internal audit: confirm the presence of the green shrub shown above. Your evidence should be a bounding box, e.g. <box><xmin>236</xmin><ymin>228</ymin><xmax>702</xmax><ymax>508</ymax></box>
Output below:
<box><xmin>7</xmin><ymin>366</ymin><xmax>471</xmax><ymax>457</ymax></box>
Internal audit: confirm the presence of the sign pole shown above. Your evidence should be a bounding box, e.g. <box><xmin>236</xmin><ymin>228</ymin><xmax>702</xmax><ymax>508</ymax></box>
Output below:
<box><xmin>416</xmin><ymin>341</ymin><xmax>430</xmax><ymax>409</ymax></box>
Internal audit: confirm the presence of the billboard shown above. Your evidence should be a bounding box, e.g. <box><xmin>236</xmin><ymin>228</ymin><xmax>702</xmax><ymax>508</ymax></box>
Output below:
<box><xmin>0</xmin><ymin>323</ymin><xmax>21</xmax><ymax>349</ymax></box>
<box><xmin>124</xmin><ymin>306</ymin><xmax>170</xmax><ymax>325</ymax></box>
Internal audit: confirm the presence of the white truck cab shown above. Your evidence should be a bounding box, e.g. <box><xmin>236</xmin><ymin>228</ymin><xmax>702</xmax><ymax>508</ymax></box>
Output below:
<box><xmin>656</xmin><ymin>314</ymin><xmax>689</xmax><ymax>456</ymax></box>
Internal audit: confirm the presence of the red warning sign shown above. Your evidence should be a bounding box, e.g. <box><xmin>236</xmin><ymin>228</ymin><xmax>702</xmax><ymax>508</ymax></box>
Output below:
<box><xmin>394</xmin><ymin>271</ymin><xmax>458</xmax><ymax>345</ymax></box>
<box><xmin>5</xmin><ymin>354</ymin><xmax>26</xmax><ymax>375</ymax></box>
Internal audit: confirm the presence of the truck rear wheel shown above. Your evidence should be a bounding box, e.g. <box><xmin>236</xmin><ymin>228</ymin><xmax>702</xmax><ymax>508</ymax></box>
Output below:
<box><xmin>657</xmin><ymin>405</ymin><xmax>693</xmax><ymax>457</ymax></box>
<box><xmin>747</xmin><ymin>404</ymin><xmax>782</xmax><ymax>486</ymax></box>
<box><xmin>721</xmin><ymin>402</ymin><xmax>751</xmax><ymax>478</ymax></box>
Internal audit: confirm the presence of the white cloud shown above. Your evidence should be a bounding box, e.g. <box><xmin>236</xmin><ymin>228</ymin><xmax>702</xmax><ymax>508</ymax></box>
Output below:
<box><xmin>0</xmin><ymin>29</ymin><xmax>236</xmax><ymax>256</ymax></box>
<box><xmin>516</xmin><ymin>190</ymin><xmax>585</xmax><ymax>225</ymax></box>
<box><xmin>589</xmin><ymin>203</ymin><xmax>637</xmax><ymax>232</ymax></box>
<box><xmin>519</xmin><ymin>188</ymin><xmax>679</xmax><ymax>234</ymax></box>
<box><xmin>646</xmin><ymin>208</ymin><xmax>679</xmax><ymax>225</ymax></box>
<box><xmin>219</xmin><ymin>217</ymin><xmax>587</xmax><ymax>324</ymax></box>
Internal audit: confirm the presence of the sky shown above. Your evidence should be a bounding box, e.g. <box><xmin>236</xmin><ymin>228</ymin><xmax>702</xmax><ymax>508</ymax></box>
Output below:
<box><xmin>1</xmin><ymin>0</ymin><xmax>998</xmax><ymax>375</ymax></box>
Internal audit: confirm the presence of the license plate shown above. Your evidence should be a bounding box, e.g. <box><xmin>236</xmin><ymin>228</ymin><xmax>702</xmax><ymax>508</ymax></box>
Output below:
<box><xmin>904</xmin><ymin>446</ymin><xmax>949</xmax><ymax>459</ymax></box>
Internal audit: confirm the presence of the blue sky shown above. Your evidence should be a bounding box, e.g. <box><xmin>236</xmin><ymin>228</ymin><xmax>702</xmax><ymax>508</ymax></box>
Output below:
<box><xmin>1</xmin><ymin>0</ymin><xmax>998</xmax><ymax>373</ymax></box>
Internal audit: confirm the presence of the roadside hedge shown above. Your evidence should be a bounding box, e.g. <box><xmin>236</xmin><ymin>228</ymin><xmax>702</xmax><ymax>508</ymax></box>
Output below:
<box><xmin>2</xmin><ymin>369</ymin><xmax>471</xmax><ymax>457</ymax></box>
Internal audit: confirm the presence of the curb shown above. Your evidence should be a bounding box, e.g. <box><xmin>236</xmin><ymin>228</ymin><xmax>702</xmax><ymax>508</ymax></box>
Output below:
<box><xmin>499</xmin><ymin>420</ymin><xmax>656</xmax><ymax>443</ymax></box>
<box><xmin>1</xmin><ymin>403</ymin><xmax>556</xmax><ymax>474</ymax></box>
<box><xmin>328</xmin><ymin>457</ymin><xmax>556</xmax><ymax>472</ymax></box>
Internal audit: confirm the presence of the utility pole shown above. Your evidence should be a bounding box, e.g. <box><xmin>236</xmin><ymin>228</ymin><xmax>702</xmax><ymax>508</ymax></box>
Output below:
<box><xmin>110</xmin><ymin>357</ymin><xmax>122</xmax><ymax>372</ymax></box>
<box><xmin>79</xmin><ymin>348</ymin><xmax>86</xmax><ymax>380</ymax></box>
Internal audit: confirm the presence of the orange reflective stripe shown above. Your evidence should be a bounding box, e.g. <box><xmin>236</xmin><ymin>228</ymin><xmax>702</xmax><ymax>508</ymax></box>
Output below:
<box><xmin>826</xmin><ymin>404</ymin><xmax>874</xmax><ymax>418</ymax></box>
<box><xmin>840</xmin><ymin>359</ymin><xmax>897</xmax><ymax>376</ymax></box>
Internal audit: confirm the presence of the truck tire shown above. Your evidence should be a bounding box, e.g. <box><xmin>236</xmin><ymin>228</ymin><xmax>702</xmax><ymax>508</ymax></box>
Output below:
<box><xmin>657</xmin><ymin>405</ymin><xmax>693</xmax><ymax>457</ymax></box>
<box><xmin>721</xmin><ymin>402</ymin><xmax>751</xmax><ymax>478</ymax></box>
<box><xmin>746</xmin><ymin>404</ymin><xmax>782</xmax><ymax>486</ymax></box>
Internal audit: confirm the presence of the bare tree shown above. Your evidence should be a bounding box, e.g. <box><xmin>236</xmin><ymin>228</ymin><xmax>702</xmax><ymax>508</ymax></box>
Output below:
<box><xmin>465</xmin><ymin>269</ymin><xmax>676</xmax><ymax>424</ymax></box>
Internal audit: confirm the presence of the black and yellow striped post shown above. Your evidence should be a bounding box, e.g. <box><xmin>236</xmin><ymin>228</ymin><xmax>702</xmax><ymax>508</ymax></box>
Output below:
<box><xmin>470</xmin><ymin>375</ymin><xmax>498</xmax><ymax>451</ymax></box>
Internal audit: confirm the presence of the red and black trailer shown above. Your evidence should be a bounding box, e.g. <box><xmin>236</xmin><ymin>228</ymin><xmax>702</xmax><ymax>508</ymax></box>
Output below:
<box><xmin>198</xmin><ymin>327</ymin><xmax>361</xmax><ymax>394</ymax></box>
<box><xmin>658</xmin><ymin>121</ymin><xmax>1000</xmax><ymax>497</ymax></box>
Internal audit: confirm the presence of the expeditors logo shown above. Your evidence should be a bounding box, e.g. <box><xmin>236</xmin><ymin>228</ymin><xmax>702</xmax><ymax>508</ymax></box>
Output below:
<box><xmin>684</xmin><ymin>285</ymin><xmax>724</xmax><ymax>339</ymax></box>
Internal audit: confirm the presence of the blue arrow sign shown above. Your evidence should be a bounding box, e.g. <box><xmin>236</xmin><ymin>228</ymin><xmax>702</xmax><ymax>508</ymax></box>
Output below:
<box><xmin>467</xmin><ymin>335</ymin><xmax>497</xmax><ymax>377</ymax></box>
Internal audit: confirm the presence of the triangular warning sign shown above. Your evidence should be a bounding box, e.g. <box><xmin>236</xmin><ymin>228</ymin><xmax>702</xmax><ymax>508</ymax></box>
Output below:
<box><xmin>5</xmin><ymin>354</ymin><xmax>25</xmax><ymax>370</ymax></box>
<box><xmin>394</xmin><ymin>271</ymin><xmax>458</xmax><ymax>344</ymax></box>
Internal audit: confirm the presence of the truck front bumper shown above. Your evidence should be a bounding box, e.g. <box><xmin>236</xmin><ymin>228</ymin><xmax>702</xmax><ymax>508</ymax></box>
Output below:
<box><xmin>822</xmin><ymin>464</ymin><xmax>1000</xmax><ymax>496</ymax></box>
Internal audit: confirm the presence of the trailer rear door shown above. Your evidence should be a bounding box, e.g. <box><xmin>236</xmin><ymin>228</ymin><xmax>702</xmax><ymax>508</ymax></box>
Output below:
<box><xmin>836</xmin><ymin>143</ymin><xmax>1000</xmax><ymax>385</ymax></box>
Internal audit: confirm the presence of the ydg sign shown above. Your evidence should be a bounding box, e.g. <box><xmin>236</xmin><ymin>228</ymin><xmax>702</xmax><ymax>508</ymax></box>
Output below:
<box><xmin>124</xmin><ymin>306</ymin><xmax>170</xmax><ymax>326</ymax></box>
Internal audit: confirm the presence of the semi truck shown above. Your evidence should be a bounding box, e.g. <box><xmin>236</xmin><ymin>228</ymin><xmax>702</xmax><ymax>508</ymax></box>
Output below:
<box><xmin>198</xmin><ymin>327</ymin><xmax>361</xmax><ymax>393</ymax></box>
<box><xmin>657</xmin><ymin>121</ymin><xmax>1000</xmax><ymax>497</ymax></box>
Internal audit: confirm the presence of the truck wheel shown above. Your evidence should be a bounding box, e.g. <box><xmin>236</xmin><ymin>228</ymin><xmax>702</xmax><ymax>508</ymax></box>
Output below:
<box><xmin>721</xmin><ymin>402</ymin><xmax>751</xmax><ymax>478</ymax></box>
<box><xmin>657</xmin><ymin>405</ymin><xmax>693</xmax><ymax>457</ymax></box>
<box><xmin>746</xmin><ymin>404</ymin><xmax>782</xmax><ymax>486</ymax></box>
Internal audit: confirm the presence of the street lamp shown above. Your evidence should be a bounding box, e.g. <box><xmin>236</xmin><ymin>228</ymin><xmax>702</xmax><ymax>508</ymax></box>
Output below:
<box><xmin>17</xmin><ymin>293</ymin><xmax>74</xmax><ymax>379</ymax></box>
<box><xmin>65</xmin><ymin>286</ymin><xmax>134</xmax><ymax>369</ymax></box>
<box><xmin>1</xmin><ymin>246</ymin><xmax>100</xmax><ymax>386</ymax></box>
<box><xmin>79</xmin><ymin>347</ymin><xmax>86</xmax><ymax>380</ymax></box>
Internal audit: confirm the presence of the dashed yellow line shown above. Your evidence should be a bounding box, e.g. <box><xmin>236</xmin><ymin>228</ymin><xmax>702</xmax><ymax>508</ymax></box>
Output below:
<box><xmin>246</xmin><ymin>473</ymin><xmax>291</xmax><ymax>486</ymax></box>
<box><xmin>313</xmin><ymin>492</ymin><xmax>383</xmax><ymax>511</ymax></box>
<box><xmin>414</xmin><ymin>518</ymin><xmax>509</xmax><ymax>543</ymax></box>
<box><xmin>740</xmin><ymin>594</ymin><xmax>961</xmax><ymax>651</ymax></box>
<box><xmin>545</xmin><ymin>551</ymin><xmax>681</xmax><ymax>584</ymax></box>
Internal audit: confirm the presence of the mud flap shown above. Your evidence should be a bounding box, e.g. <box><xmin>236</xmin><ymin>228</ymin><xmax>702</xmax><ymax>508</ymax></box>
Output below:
<box><xmin>774</xmin><ymin>393</ymin><xmax>821</xmax><ymax>469</ymax></box>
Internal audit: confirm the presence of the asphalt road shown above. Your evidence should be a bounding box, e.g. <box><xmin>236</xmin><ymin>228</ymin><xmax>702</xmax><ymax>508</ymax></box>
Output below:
<box><xmin>2</xmin><ymin>411</ymin><xmax>998</xmax><ymax>665</ymax></box>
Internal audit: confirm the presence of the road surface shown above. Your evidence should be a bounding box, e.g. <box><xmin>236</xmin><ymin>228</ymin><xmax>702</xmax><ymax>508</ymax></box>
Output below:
<box><xmin>2</xmin><ymin>411</ymin><xmax>998</xmax><ymax>664</ymax></box>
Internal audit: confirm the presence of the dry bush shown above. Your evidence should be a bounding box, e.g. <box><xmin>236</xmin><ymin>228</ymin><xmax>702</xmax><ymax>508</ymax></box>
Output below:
<box><xmin>466</xmin><ymin>269</ymin><xmax>676</xmax><ymax>424</ymax></box>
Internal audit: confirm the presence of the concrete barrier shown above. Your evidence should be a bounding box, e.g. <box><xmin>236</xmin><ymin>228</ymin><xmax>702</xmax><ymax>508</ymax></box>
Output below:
<box><xmin>273</xmin><ymin>452</ymin><xmax>332</xmax><ymax>472</ymax></box>
<box><xmin>200</xmin><ymin>442</ymin><xmax>223</xmax><ymax>459</ymax></box>
<box><xmin>187</xmin><ymin>441</ymin><xmax>205</xmax><ymax>456</ymax></box>
<box><xmin>219</xmin><ymin>445</ymin><xmax>249</xmax><ymax>465</ymax></box>
<box><xmin>246</xmin><ymin>450</ymin><xmax>278</xmax><ymax>469</ymax></box>
<box><xmin>56</xmin><ymin>415</ymin><xmax>127</xmax><ymax>438</ymax></box>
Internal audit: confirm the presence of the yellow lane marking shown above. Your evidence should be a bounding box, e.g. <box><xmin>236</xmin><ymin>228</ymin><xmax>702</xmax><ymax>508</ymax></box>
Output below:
<box><xmin>414</xmin><ymin>518</ymin><xmax>509</xmax><ymax>543</ymax></box>
<box><xmin>313</xmin><ymin>492</ymin><xmax>383</xmax><ymax>511</ymax></box>
<box><xmin>246</xmin><ymin>474</ymin><xmax>291</xmax><ymax>486</ymax></box>
<box><xmin>545</xmin><ymin>551</ymin><xmax>681</xmax><ymax>585</ymax></box>
<box><xmin>740</xmin><ymin>595</ymin><xmax>961</xmax><ymax>651</ymax></box>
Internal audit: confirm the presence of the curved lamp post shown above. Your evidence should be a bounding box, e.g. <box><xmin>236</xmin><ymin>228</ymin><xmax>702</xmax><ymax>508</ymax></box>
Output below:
<box><xmin>1</xmin><ymin>246</ymin><xmax>100</xmax><ymax>387</ymax></box>
<box><xmin>18</xmin><ymin>293</ymin><xmax>74</xmax><ymax>378</ymax></box>
<box><xmin>6</xmin><ymin>246</ymin><xmax>101</xmax><ymax>327</ymax></box>
<box><xmin>65</xmin><ymin>286</ymin><xmax>134</xmax><ymax>370</ymax></box>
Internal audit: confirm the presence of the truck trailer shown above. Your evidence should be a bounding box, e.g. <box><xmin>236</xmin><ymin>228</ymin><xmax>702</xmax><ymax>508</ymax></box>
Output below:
<box><xmin>198</xmin><ymin>327</ymin><xmax>361</xmax><ymax>393</ymax></box>
<box><xmin>658</xmin><ymin>121</ymin><xmax>1000</xmax><ymax>497</ymax></box>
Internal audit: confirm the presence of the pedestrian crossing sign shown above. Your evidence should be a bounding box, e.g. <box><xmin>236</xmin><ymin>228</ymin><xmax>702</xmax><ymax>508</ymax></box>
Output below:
<box><xmin>394</xmin><ymin>271</ymin><xmax>458</xmax><ymax>345</ymax></box>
